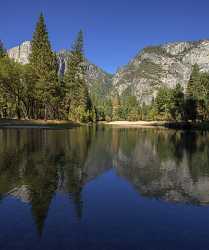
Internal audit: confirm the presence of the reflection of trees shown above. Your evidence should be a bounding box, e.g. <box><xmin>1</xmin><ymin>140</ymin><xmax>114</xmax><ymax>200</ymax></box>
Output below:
<box><xmin>188</xmin><ymin>132</ymin><xmax>209</xmax><ymax>182</ymax></box>
<box><xmin>0</xmin><ymin>130</ymin><xmax>60</xmax><ymax>235</ymax></box>
<box><xmin>114</xmin><ymin>128</ymin><xmax>209</xmax><ymax>205</ymax></box>
<box><xmin>64</xmin><ymin>127</ymin><xmax>93</xmax><ymax>219</ymax></box>
<box><xmin>1</xmin><ymin>126</ymin><xmax>209</xmax><ymax>233</ymax></box>
<box><xmin>24</xmin><ymin>156</ymin><xmax>58</xmax><ymax>235</ymax></box>
<box><xmin>0</xmin><ymin>128</ymin><xmax>95</xmax><ymax>233</ymax></box>
<box><xmin>62</xmin><ymin>126</ymin><xmax>112</xmax><ymax>219</ymax></box>
<box><xmin>0</xmin><ymin>130</ymin><xmax>29</xmax><ymax>195</ymax></box>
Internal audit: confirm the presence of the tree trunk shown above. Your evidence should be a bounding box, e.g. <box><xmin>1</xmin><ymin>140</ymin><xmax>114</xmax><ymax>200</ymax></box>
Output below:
<box><xmin>44</xmin><ymin>104</ymin><xmax>47</xmax><ymax>121</ymax></box>
<box><xmin>17</xmin><ymin>97</ymin><xmax>21</xmax><ymax>120</ymax></box>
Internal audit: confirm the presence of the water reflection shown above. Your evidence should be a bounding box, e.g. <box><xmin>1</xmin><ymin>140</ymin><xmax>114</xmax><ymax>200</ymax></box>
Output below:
<box><xmin>0</xmin><ymin>127</ymin><xmax>209</xmax><ymax>236</ymax></box>
<box><xmin>114</xmin><ymin>129</ymin><xmax>209</xmax><ymax>205</ymax></box>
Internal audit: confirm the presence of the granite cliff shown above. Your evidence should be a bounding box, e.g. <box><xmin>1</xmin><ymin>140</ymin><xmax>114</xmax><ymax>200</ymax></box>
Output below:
<box><xmin>7</xmin><ymin>41</ymin><xmax>31</xmax><ymax>64</ymax></box>
<box><xmin>112</xmin><ymin>40</ymin><xmax>209</xmax><ymax>104</ymax></box>
<box><xmin>7</xmin><ymin>41</ymin><xmax>113</xmax><ymax>96</ymax></box>
<box><xmin>7</xmin><ymin>39</ymin><xmax>209</xmax><ymax>104</ymax></box>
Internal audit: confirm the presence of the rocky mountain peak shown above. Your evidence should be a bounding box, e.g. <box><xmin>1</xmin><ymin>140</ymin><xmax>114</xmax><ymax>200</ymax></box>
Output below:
<box><xmin>7</xmin><ymin>41</ymin><xmax>112</xmax><ymax>94</ymax></box>
<box><xmin>112</xmin><ymin>39</ymin><xmax>209</xmax><ymax>104</ymax></box>
<box><xmin>6</xmin><ymin>39</ymin><xmax>209</xmax><ymax>105</ymax></box>
<box><xmin>7</xmin><ymin>41</ymin><xmax>31</xmax><ymax>64</ymax></box>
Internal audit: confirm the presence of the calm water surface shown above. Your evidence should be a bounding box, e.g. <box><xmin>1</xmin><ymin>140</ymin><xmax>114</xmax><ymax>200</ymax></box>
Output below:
<box><xmin>0</xmin><ymin>126</ymin><xmax>209</xmax><ymax>250</ymax></box>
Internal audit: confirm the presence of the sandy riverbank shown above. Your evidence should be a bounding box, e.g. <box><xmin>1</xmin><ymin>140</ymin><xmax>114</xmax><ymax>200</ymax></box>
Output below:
<box><xmin>105</xmin><ymin>120</ymin><xmax>209</xmax><ymax>130</ymax></box>
<box><xmin>105</xmin><ymin>121</ymin><xmax>168</xmax><ymax>128</ymax></box>
<box><xmin>1</xmin><ymin>119</ymin><xmax>209</xmax><ymax>130</ymax></box>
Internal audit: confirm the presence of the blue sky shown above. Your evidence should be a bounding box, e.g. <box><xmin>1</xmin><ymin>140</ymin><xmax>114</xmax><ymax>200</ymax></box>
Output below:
<box><xmin>1</xmin><ymin>0</ymin><xmax>209</xmax><ymax>73</ymax></box>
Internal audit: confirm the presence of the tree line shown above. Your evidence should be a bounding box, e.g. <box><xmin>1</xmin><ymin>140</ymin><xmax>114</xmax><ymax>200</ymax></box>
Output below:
<box><xmin>0</xmin><ymin>14</ymin><xmax>95</xmax><ymax>122</ymax></box>
<box><xmin>102</xmin><ymin>65</ymin><xmax>209</xmax><ymax>122</ymax></box>
<box><xmin>150</xmin><ymin>64</ymin><xmax>209</xmax><ymax>122</ymax></box>
<box><xmin>0</xmin><ymin>13</ymin><xmax>209</xmax><ymax>123</ymax></box>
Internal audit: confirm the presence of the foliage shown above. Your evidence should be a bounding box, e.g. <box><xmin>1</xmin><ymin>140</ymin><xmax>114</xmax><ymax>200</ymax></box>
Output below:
<box><xmin>169</xmin><ymin>83</ymin><xmax>184</xmax><ymax>120</ymax></box>
<box><xmin>0</xmin><ymin>41</ymin><xmax>6</xmax><ymax>58</ymax></box>
<box><xmin>154</xmin><ymin>87</ymin><xmax>172</xmax><ymax>120</ymax></box>
<box><xmin>110</xmin><ymin>92</ymin><xmax>142</xmax><ymax>121</ymax></box>
<box><xmin>63</xmin><ymin>31</ymin><xmax>94</xmax><ymax>122</ymax></box>
<box><xmin>0</xmin><ymin>57</ymin><xmax>24</xmax><ymax>118</ymax></box>
<box><xmin>151</xmin><ymin>67</ymin><xmax>209</xmax><ymax>122</ymax></box>
<box><xmin>29</xmin><ymin>13</ymin><xmax>59</xmax><ymax>120</ymax></box>
<box><xmin>0</xmin><ymin>15</ymin><xmax>95</xmax><ymax>123</ymax></box>
<box><xmin>185</xmin><ymin>65</ymin><xmax>209</xmax><ymax>121</ymax></box>
<box><xmin>1</xmin><ymin>15</ymin><xmax>209</xmax><ymax>123</ymax></box>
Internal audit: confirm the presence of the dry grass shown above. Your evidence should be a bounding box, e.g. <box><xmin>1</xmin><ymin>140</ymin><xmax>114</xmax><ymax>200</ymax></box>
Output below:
<box><xmin>0</xmin><ymin>119</ymin><xmax>80</xmax><ymax>128</ymax></box>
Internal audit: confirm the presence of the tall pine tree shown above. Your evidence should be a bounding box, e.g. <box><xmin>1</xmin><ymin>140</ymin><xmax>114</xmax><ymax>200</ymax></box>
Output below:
<box><xmin>184</xmin><ymin>64</ymin><xmax>200</xmax><ymax>121</ymax></box>
<box><xmin>64</xmin><ymin>31</ymin><xmax>93</xmax><ymax>122</ymax></box>
<box><xmin>0</xmin><ymin>40</ymin><xmax>6</xmax><ymax>58</ymax></box>
<box><xmin>186</xmin><ymin>64</ymin><xmax>200</xmax><ymax>98</ymax></box>
<box><xmin>29</xmin><ymin>13</ymin><xmax>58</xmax><ymax>120</ymax></box>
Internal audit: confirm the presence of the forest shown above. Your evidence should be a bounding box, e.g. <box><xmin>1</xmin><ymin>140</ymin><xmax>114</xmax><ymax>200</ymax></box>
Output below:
<box><xmin>0</xmin><ymin>14</ymin><xmax>95</xmax><ymax>122</ymax></box>
<box><xmin>0</xmin><ymin>14</ymin><xmax>209</xmax><ymax>123</ymax></box>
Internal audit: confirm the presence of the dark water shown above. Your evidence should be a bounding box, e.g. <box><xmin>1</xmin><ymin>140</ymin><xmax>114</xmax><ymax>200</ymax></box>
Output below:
<box><xmin>0</xmin><ymin>126</ymin><xmax>209</xmax><ymax>250</ymax></box>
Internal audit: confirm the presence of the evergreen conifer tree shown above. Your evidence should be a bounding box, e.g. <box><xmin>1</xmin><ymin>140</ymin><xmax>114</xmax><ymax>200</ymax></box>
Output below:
<box><xmin>186</xmin><ymin>64</ymin><xmax>200</xmax><ymax>98</ymax></box>
<box><xmin>184</xmin><ymin>65</ymin><xmax>200</xmax><ymax>121</ymax></box>
<box><xmin>64</xmin><ymin>31</ymin><xmax>93</xmax><ymax>122</ymax></box>
<box><xmin>0</xmin><ymin>40</ymin><xmax>6</xmax><ymax>58</ymax></box>
<box><xmin>170</xmin><ymin>83</ymin><xmax>184</xmax><ymax>121</ymax></box>
<box><xmin>29</xmin><ymin>13</ymin><xmax>58</xmax><ymax>120</ymax></box>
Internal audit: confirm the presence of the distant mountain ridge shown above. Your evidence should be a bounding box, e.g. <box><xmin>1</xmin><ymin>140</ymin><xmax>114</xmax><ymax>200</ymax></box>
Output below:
<box><xmin>7</xmin><ymin>39</ymin><xmax>209</xmax><ymax>104</ymax></box>
<box><xmin>112</xmin><ymin>39</ymin><xmax>209</xmax><ymax>104</ymax></box>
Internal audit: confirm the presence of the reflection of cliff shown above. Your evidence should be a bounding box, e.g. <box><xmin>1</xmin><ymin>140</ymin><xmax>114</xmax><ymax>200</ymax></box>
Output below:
<box><xmin>0</xmin><ymin>127</ymin><xmax>113</xmax><ymax>228</ymax></box>
<box><xmin>0</xmin><ymin>127</ymin><xmax>209</xmax><ymax>230</ymax></box>
<box><xmin>0</xmin><ymin>128</ymin><xmax>98</xmax><ymax>232</ymax></box>
<box><xmin>8</xmin><ymin>185</ymin><xmax>31</xmax><ymax>203</ymax></box>
<box><xmin>114</xmin><ymin>129</ymin><xmax>209</xmax><ymax>205</ymax></box>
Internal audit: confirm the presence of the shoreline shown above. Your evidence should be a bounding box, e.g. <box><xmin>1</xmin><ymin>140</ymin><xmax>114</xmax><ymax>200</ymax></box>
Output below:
<box><xmin>104</xmin><ymin>121</ymin><xmax>167</xmax><ymax>128</ymax></box>
<box><xmin>0</xmin><ymin>119</ymin><xmax>80</xmax><ymax>129</ymax></box>
<box><xmin>104</xmin><ymin>121</ymin><xmax>209</xmax><ymax>130</ymax></box>
<box><xmin>1</xmin><ymin>119</ymin><xmax>209</xmax><ymax>130</ymax></box>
